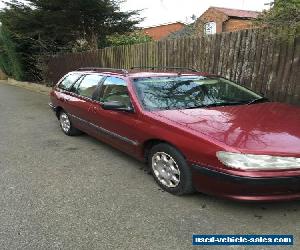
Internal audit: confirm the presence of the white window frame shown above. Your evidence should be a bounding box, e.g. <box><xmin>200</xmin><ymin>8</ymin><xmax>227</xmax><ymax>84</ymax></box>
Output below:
<box><xmin>204</xmin><ymin>22</ymin><xmax>217</xmax><ymax>35</ymax></box>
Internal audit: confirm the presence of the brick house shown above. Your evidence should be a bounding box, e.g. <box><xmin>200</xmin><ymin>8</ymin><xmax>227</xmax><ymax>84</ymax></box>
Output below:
<box><xmin>142</xmin><ymin>22</ymin><xmax>185</xmax><ymax>40</ymax></box>
<box><xmin>194</xmin><ymin>7</ymin><xmax>260</xmax><ymax>36</ymax></box>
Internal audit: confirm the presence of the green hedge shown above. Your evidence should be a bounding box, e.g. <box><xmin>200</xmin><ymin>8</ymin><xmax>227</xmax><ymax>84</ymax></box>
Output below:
<box><xmin>0</xmin><ymin>27</ymin><xmax>24</xmax><ymax>80</ymax></box>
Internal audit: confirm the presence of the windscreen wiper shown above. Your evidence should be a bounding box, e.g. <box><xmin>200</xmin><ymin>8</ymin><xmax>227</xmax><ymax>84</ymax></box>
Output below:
<box><xmin>185</xmin><ymin>101</ymin><xmax>244</xmax><ymax>109</ymax></box>
<box><xmin>185</xmin><ymin>105</ymin><xmax>209</xmax><ymax>109</ymax></box>
<box><xmin>247</xmin><ymin>97</ymin><xmax>269</xmax><ymax>105</ymax></box>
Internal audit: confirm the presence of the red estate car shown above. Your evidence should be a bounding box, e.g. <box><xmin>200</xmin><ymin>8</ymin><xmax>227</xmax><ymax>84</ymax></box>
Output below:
<box><xmin>49</xmin><ymin>67</ymin><xmax>300</xmax><ymax>201</ymax></box>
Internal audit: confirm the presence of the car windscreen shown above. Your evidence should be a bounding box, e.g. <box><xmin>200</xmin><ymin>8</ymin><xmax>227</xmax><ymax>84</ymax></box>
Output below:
<box><xmin>133</xmin><ymin>76</ymin><xmax>263</xmax><ymax>111</ymax></box>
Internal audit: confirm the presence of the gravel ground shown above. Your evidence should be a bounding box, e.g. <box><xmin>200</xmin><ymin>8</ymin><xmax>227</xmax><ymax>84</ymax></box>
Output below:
<box><xmin>0</xmin><ymin>82</ymin><xmax>299</xmax><ymax>250</ymax></box>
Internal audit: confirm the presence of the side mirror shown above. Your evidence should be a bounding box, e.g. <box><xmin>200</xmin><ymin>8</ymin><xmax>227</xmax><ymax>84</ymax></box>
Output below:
<box><xmin>102</xmin><ymin>101</ymin><xmax>134</xmax><ymax>113</ymax></box>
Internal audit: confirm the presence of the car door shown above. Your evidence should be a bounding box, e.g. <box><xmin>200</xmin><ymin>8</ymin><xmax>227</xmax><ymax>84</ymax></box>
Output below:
<box><xmin>66</xmin><ymin>74</ymin><xmax>105</xmax><ymax>133</ymax></box>
<box><xmin>88</xmin><ymin>76</ymin><xmax>140</xmax><ymax>155</ymax></box>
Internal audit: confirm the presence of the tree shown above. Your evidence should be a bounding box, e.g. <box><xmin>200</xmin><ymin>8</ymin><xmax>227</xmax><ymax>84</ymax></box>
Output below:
<box><xmin>0</xmin><ymin>26</ymin><xmax>24</xmax><ymax>80</ymax></box>
<box><xmin>166</xmin><ymin>14</ymin><xmax>196</xmax><ymax>40</ymax></box>
<box><xmin>107</xmin><ymin>31</ymin><xmax>152</xmax><ymax>46</ymax></box>
<box><xmin>256</xmin><ymin>0</ymin><xmax>300</xmax><ymax>36</ymax></box>
<box><xmin>0</xmin><ymin>0</ymin><xmax>142</xmax><ymax>80</ymax></box>
<box><xmin>2</xmin><ymin>0</ymin><xmax>141</xmax><ymax>50</ymax></box>
<box><xmin>166</xmin><ymin>23</ymin><xmax>194</xmax><ymax>40</ymax></box>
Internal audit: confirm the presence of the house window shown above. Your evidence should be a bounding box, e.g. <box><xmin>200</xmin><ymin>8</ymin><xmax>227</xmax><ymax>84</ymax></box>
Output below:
<box><xmin>204</xmin><ymin>22</ymin><xmax>216</xmax><ymax>35</ymax></box>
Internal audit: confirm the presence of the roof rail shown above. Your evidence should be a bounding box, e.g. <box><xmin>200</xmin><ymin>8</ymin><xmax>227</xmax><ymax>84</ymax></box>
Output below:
<box><xmin>130</xmin><ymin>66</ymin><xmax>199</xmax><ymax>72</ymax></box>
<box><xmin>76</xmin><ymin>67</ymin><xmax>128</xmax><ymax>75</ymax></box>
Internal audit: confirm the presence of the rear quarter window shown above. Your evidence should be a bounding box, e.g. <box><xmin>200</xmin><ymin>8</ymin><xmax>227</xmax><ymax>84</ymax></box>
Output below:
<box><xmin>58</xmin><ymin>73</ymin><xmax>82</xmax><ymax>90</ymax></box>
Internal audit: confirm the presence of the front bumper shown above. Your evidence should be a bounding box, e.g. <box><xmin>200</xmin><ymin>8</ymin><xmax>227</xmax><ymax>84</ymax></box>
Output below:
<box><xmin>191</xmin><ymin>164</ymin><xmax>300</xmax><ymax>202</ymax></box>
<box><xmin>49</xmin><ymin>102</ymin><xmax>57</xmax><ymax>112</ymax></box>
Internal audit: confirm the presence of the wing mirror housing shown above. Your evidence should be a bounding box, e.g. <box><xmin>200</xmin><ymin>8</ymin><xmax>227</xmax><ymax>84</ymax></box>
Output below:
<box><xmin>102</xmin><ymin>101</ymin><xmax>134</xmax><ymax>113</ymax></box>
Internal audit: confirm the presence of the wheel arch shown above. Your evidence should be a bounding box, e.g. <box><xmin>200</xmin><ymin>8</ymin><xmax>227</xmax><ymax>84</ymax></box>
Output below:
<box><xmin>143</xmin><ymin>139</ymin><xmax>187</xmax><ymax>163</ymax></box>
<box><xmin>55</xmin><ymin>106</ymin><xmax>63</xmax><ymax>119</ymax></box>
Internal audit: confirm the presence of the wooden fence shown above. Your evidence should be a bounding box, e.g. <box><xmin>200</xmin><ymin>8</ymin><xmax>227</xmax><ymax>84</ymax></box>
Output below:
<box><xmin>44</xmin><ymin>29</ymin><xmax>300</xmax><ymax>105</ymax></box>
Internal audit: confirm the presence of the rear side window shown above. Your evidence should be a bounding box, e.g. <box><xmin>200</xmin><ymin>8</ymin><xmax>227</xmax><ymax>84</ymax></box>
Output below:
<box><xmin>58</xmin><ymin>73</ymin><xmax>82</xmax><ymax>90</ymax></box>
<box><xmin>77</xmin><ymin>74</ymin><xmax>104</xmax><ymax>98</ymax></box>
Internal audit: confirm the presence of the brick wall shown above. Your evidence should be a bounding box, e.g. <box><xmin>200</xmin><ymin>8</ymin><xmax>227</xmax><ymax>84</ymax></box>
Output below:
<box><xmin>223</xmin><ymin>19</ymin><xmax>254</xmax><ymax>32</ymax></box>
<box><xmin>142</xmin><ymin>23</ymin><xmax>185</xmax><ymax>40</ymax></box>
<box><xmin>195</xmin><ymin>8</ymin><xmax>228</xmax><ymax>36</ymax></box>
<box><xmin>194</xmin><ymin>8</ymin><xmax>255</xmax><ymax>36</ymax></box>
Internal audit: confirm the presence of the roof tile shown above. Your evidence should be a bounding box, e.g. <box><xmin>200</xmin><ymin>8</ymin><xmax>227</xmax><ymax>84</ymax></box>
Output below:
<box><xmin>211</xmin><ymin>7</ymin><xmax>260</xmax><ymax>18</ymax></box>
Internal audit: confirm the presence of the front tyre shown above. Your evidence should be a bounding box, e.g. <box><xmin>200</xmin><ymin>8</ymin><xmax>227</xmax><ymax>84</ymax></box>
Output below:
<box><xmin>59</xmin><ymin>111</ymin><xmax>81</xmax><ymax>136</ymax></box>
<box><xmin>148</xmin><ymin>143</ymin><xmax>194</xmax><ymax>195</ymax></box>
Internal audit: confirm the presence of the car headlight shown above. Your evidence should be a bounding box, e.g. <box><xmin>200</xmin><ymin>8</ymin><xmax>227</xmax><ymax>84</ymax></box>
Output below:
<box><xmin>216</xmin><ymin>151</ymin><xmax>300</xmax><ymax>170</ymax></box>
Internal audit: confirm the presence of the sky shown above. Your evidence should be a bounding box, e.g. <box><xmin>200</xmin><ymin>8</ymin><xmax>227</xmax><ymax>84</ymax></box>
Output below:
<box><xmin>121</xmin><ymin>0</ymin><xmax>269</xmax><ymax>27</ymax></box>
<box><xmin>0</xmin><ymin>0</ymin><xmax>269</xmax><ymax>27</ymax></box>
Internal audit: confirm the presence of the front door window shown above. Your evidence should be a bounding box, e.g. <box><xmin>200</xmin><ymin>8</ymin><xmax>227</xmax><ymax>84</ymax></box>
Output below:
<box><xmin>99</xmin><ymin>77</ymin><xmax>131</xmax><ymax>108</ymax></box>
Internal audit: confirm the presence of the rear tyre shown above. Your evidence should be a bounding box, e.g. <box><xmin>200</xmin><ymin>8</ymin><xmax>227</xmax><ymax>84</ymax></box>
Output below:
<box><xmin>59</xmin><ymin>111</ymin><xmax>81</xmax><ymax>136</ymax></box>
<box><xmin>148</xmin><ymin>143</ymin><xmax>194</xmax><ymax>195</ymax></box>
